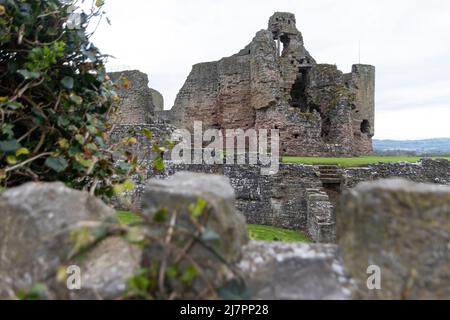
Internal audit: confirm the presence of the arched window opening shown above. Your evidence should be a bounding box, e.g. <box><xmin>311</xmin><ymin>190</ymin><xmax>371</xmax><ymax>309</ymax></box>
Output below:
<box><xmin>360</xmin><ymin>120</ymin><xmax>370</xmax><ymax>134</ymax></box>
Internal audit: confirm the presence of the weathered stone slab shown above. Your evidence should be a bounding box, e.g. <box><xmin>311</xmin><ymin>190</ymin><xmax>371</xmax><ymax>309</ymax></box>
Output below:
<box><xmin>337</xmin><ymin>178</ymin><xmax>450</xmax><ymax>299</ymax></box>
<box><xmin>63</xmin><ymin>237</ymin><xmax>142</xmax><ymax>300</ymax></box>
<box><xmin>0</xmin><ymin>182</ymin><xmax>135</xmax><ymax>299</ymax></box>
<box><xmin>141</xmin><ymin>172</ymin><xmax>249</xmax><ymax>292</ymax></box>
<box><xmin>238</xmin><ymin>241</ymin><xmax>353</xmax><ymax>300</ymax></box>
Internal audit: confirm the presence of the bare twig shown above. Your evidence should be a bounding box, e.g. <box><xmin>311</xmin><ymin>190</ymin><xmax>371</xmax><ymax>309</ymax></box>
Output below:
<box><xmin>5</xmin><ymin>152</ymin><xmax>52</xmax><ymax>173</ymax></box>
<box><xmin>158</xmin><ymin>211</ymin><xmax>177</xmax><ymax>298</ymax></box>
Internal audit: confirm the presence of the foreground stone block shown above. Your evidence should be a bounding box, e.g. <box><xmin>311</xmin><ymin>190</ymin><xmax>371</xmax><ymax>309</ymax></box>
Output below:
<box><xmin>142</xmin><ymin>172</ymin><xmax>249</xmax><ymax>292</ymax></box>
<box><xmin>63</xmin><ymin>237</ymin><xmax>142</xmax><ymax>300</ymax></box>
<box><xmin>238</xmin><ymin>241</ymin><xmax>353</xmax><ymax>300</ymax></box>
<box><xmin>0</xmin><ymin>182</ymin><xmax>138</xmax><ymax>299</ymax></box>
<box><xmin>306</xmin><ymin>189</ymin><xmax>336</xmax><ymax>243</ymax></box>
<box><xmin>337</xmin><ymin>178</ymin><xmax>450</xmax><ymax>299</ymax></box>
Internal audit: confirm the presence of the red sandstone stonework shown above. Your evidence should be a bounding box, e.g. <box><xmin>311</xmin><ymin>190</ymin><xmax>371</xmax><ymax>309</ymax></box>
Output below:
<box><xmin>171</xmin><ymin>12</ymin><xmax>375</xmax><ymax>156</ymax></box>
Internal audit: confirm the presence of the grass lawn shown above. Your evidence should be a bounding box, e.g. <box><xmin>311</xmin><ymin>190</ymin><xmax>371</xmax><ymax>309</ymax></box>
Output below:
<box><xmin>117</xmin><ymin>211</ymin><xmax>142</xmax><ymax>225</ymax></box>
<box><xmin>247</xmin><ymin>224</ymin><xmax>309</xmax><ymax>243</ymax></box>
<box><xmin>282</xmin><ymin>156</ymin><xmax>450</xmax><ymax>168</ymax></box>
<box><xmin>117</xmin><ymin>212</ymin><xmax>309</xmax><ymax>243</ymax></box>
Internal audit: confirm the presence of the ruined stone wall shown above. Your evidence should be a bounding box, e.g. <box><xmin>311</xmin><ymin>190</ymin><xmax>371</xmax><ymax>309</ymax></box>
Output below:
<box><xmin>120</xmin><ymin>159</ymin><xmax>450</xmax><ymax>241</ymax></box>
<box><xmin>108</xmin><ymin>70</ymin><xmax>164</xmax><ymax>125</ymax></box>
<box><xmin>146</xmin><ymin>163</ymin><xmax>322</xmax><ymax>233</ymax></box>
<box><xmin>169</xmin><ymin>12</ymin><xmax>376</xmax><ymax>157</ymax></box>
<box><xmin>342</xmin><ymin>159</ymin><xmax>450</xmax><ymax>188</ymax></box>
<box><xmin>171</xmin><ymin>62</ymin><xmax>220</xmax><ymax>128</ymax></box>
<box><xmin>154</xmin><ymin>110</ymin><xmax>173</xmax><ymax>123</ymax></box>
<box><xmin>107</xmin><ymin>13</ymin><xmax>376</xmax><ymax>157</ymax></box>
<box><xmin>306</xmin><ymin>188</ymin><xmax>336</xmax><ymax>243</ymax></box>
<box><xmin>109</xmin><ymin>122</ymin><xmax>175</xmax><ymax>160</ymax></box>
<box><xmin>345</xmin><ymin>64</ymin><xmax>375</xmax><ymax>155</ymax></box>
<box><xmin>149</xmin><ymin>88</ymin><xmax>164</xmax><ymax>112</ymax></box>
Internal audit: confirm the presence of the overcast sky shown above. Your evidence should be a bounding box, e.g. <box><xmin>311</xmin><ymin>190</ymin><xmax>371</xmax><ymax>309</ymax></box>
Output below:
<box><xmin>90</xmin><ymin>0</ymin><xmax>450</xmax><ymax>140</ymax></box>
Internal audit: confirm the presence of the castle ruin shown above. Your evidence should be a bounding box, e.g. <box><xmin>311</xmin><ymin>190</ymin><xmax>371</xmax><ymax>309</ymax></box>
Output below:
<box><xmin>167</xmin><ymin>12</ymin><xmax>375</xmax><ymax>156</ymax></box>
<box><xmin>2</xmin><ymin>11</ymin><xmax>450</xmax><ymax>301</ymax></box>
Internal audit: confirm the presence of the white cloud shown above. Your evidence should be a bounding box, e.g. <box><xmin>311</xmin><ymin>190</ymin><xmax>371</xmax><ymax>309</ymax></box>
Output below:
<box><xmin>90</xmin><ymin>0</ymin><xmax>450</xmax><ymax>139</ymax></box>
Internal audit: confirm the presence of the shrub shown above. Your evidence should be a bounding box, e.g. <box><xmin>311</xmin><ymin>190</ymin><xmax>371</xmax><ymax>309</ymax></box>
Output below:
<box><xmin>0</xmin><ymin>0</ymin><xmax>135</xmax><ymax>195</ymax></box>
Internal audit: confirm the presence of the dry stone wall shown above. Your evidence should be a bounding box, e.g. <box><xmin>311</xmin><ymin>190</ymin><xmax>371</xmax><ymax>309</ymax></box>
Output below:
<box><xmin>342</xmin><ymin>159</ymin><xmax>450</xmax><ymax>188</ymax></box>
<box><xmin>147</xmin><ymin>163</ymin><xmax>322</xmax><ymax>233</ymax></box>
<box><xmin>118</xmin><ymin>159</ymin><xmax>450</xmax><ymax>243</ymax></box>
<box><xmin>2</xmin><ymin>175</ymin><xmax>449</xmax><ymax>300</ymax></box>
<box><xmin>109</xmin><ymin>122</ymin><xmax>175</xmax><ymax>160</ymax></box>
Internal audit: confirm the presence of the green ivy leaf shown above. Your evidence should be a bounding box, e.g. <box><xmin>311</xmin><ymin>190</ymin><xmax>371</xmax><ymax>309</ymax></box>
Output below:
<box><xmin>75</xmin><ymin>156</ymin><xmax>93</xmax><ymax>168</ymax></box>
<box><xmin>87</xmin><ymin>125</ymin><xmax>98</xmax><ymax>135</ymax></box>
<box><xmin>1</xmin><ymin>124</ymin><xmax>14</xmax><ymax>139</ymax></box>
<box><xmin>15</xmin><ymin>147</ymin><xmax>30</xmax><ymax>157</ymax></box>
<box><xmin>95</xmin><ymin>0</ymin><xmax>105</xmax><ymax>8</ymax></box>
<box><xmin>141</xmin><ymin>128</ymin><xmax>153</xmax><ymax>139</ymax></box>
<box><xmin>153</xmin><ymin>208</ymin><xmax>168</xmax><ymax>223</ymax></box>
<box><xmin>86</xmin><ymin>143</ymin><xmax>98</xmax><ymax>151</ymax></box>
<box><xmin>127</xmin><ymin>268</ymin><xmax>150</xmax><ymax>293</ymax></box>
<box><xmin>75</xmin><ymin>134</ymin><xmax>85</xmax><ymax>145</ymax></box>
<box><xmin>61</xmin><ymin>76</ymin><xmax>74</xmax><ymax>89</ymax></box>
<box><xmin>113</xmin><ymin>183</ymin><xmax>125</xmax><ymax>194</ymax></box>
<box><xmin>58</xmin><ymin>138</ymin><xmax>70</xmax><ymax>149</ymax></box>
<box><xmin>44</xmin><ymin>157</ymin><xmax>68</xmax><ymax>173</ymax></box>
<box><xmin>17</xmin><ymin>69</ymin><xmax>41</xmax><ymax>80</ymax></box>
<box><xmin>69</xmin><ymin>93</ymin><xmax>83</xmax><ymax>105</ymax></box>
<box><xmin>181</xmin><ymin>265</ymin><xmax>198</xmax><ymax>284</ymax></box>
<box><xmin>16</xmin><ymin>283</ymin><xmax>48</xmax><ymax>300</ymax></box>
<box><xmin>166</xmin><ymin>265</ymin><xmax>178</xmax><ymax>279</ymax></box>
<box><xmin>68</xmin><ymin>227</ymin><xmax>94</xmax><ymax>257</ymax></box>
<box><xmin>6</xmin><ymin>101</ymin><xmax>24</xmax><ymax>110</ymax></box>
<box><xmin>117</xmin><ymin>161</ymin><xmax>132</xmax><ymax>172</ymax></box>
<box><xmin>153</xmin><ymin>156</ymin><xmax>164</xmax><ymax>171</ymax></box>
<box><xmin>123</xmin><ymin>179</ymin><xmax>134</xmax><ymax>191</ymax></box>
<box><xmin>6</xmin><ymin>155</ymin><xmax>17</xmax><ymax>165</ymax></box>
<box><xmin>152</xmin><ymin>144</ymin><xmax>161</xmax><ymax>152</ymax></box>
<box><xmin>0</xmin><ymin>140</ymin><xmax>20</xmax><ymax>153</ymax></box>
<box><xmin>188</xmin><ymin>198</ymin><xmax>207</xmax><ymax>219</ymax></box>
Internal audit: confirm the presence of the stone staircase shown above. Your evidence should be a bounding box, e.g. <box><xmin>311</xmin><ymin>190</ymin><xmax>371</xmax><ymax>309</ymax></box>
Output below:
<box><xmin>318</xmin><ymin>165</ymin><xmax>342</xmax><ymax>184</ymax></box>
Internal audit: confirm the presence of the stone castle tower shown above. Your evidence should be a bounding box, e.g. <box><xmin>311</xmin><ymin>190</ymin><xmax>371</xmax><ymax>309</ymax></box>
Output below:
<box><xmin>169</xmin><ymin>12</ymin><xmax>375</xmax><ymax>156</ymax></box>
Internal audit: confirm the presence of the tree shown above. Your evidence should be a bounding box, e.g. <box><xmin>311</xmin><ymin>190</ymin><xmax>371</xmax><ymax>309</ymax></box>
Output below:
<box><xmin>0</xmin><ymin>0</ymin><xmax>135</xmax><ymax>196</ymax></box>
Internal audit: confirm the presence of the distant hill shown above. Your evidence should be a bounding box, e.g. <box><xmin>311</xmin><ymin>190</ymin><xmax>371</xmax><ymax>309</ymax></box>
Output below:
<box><xmin>374</xmin><ymin>138</ymin><xmax>450</xmax><ymax>155</ymax></box>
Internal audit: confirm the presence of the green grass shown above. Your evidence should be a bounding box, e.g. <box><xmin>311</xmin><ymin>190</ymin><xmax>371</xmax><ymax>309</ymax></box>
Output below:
<box><xmin>117</xmin><ymin>212</ymin><xmax>309</xmax><ymax>243</ymax></box>
<box><xmin>247</xmin><ymin>224</ymin><xmax>309</xmax><ymax>243</ymax></box>
<box><xmin>282</xmin><ymin>156</ymin><xmax>450</xmax><ymax>168</ymax></box>
<box><xmin>117</xmin><ymin>211</ymin><xmax>142</xmax><ymax>225</ymax></box>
